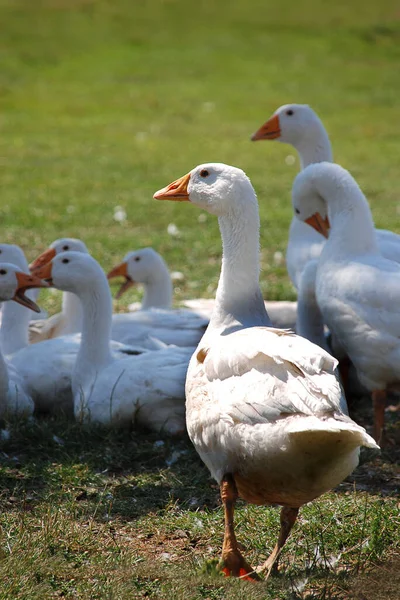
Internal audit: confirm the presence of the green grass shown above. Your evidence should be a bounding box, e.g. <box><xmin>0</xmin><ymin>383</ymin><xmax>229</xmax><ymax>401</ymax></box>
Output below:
<box><xmin>0</xmin><ymin>420</ymin><xmax>399</xmax><ymax>599</ymax></box>
<box><xmin>0</xmin><ymin>0</ymin><xmax>400</xmax><ymax>597</ymax></box>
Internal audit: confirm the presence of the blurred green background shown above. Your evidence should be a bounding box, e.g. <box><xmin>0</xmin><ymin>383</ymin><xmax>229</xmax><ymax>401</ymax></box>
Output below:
<box><xmin>2</xmin><ymin>0</ymin><xmax>400</xmax><ymax>310</ymax></box>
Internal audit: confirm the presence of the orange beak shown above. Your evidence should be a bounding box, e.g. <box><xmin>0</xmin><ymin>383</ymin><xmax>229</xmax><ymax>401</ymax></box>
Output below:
<box><xmin>13</xmin><ymin>271</ymin><xmax>49</xmax><ymax>313</ymax></box>
<box><xmin>305</xmin><ymin>212</ymin><xmax>330</xmax><ymax>238</ymax></box>
<box><xmin>251</xmin><ymin>114</ymin><xmax>281</xmax><ymax>141</ymax></box>
<box><xmin>107</xmin><ymin>261</ymin><xmax>135</xmax><ymax>299</ymax></box>
<box><xmin>32</xmin><ymin>261</ymin><xmax>54</xmax><ymax>285</ymax></box>
<box><xmin>29</xmin><ymin>247</ymin><xmax>56</xmax><ymax>273</ymax></box>
<box><xmin>153</xmin><ymin>172</ymin><xmax>190</xmax><ymax>201</ymax></box>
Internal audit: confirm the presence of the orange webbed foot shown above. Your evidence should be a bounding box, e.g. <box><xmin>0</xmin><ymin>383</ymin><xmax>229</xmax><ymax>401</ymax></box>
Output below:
<box><xmin>220</xmin><ymin>552</ymin><xmax>260</xmax><ymax>581</ymax></box>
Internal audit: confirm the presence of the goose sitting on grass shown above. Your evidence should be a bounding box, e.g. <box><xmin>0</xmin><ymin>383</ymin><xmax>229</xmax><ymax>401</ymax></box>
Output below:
<box><xmin>29</xmin><ymin>237</ymin><xmax>87</xmax><ymax>342</ymax></box>
<box><xmin>108</xmin><ymin>248</ymin><xmax>297</xmax><ymax>330</ymax></box>
<box><xmin>0</xmin><ymin>244</ymin><xmax>46</xmax><ymax>355</ymax></box>
<box><xmin>31</xmin><ymin>239</ymin><xmax>207</xmax><ymax>349</ymax></box>
<box><xmin>108</xmin><ymin>247</ymin><xmax>173</xmax><ymax>309</ymax></box>
<box><xmin>251</xmin><ymin>103</ymin><xmax>400</xmax><ymax>289</ymax></box>
<box><xmin>154</xmin><ymin>162</ymin><xmax>377</xmax><ymax>580</ymax></box>
<box><xmin>0</xmin><ymin>263</ymin><xmax>48</xmax><ymax>418</ymax></box>
<box><xmin>33</xmin><ymin>251</ymin><xmax>193</xmax><ymax>433</ymax></box>
<box><xmin>293</xmin><ymin>161</ymin><xmax>400</xmax><ymax>444</ymax></box>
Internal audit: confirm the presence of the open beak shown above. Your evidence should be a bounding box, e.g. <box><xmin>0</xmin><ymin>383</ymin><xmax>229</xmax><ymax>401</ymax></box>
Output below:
<box><xmin>29</xmin><ymin>247</ymin><xmax>56</xmax><ymax>273</ymax></box>
<box><xmin>305</xmin><ymin>212</ymin><xmax>330</xmax><ymax>238</ymax></box>
<box><xmin>153</xmin><ymin>172</ymin><xmax>190</xmax><ymax>201</ymax></box>
<box><xmin>31</xmin><ymin>261</ymin><xmax>54</xmax><ymax>286</ymax></box>
<box><xmin>107</xmin><ymin>262</ymin><xmax>135</xmax><ymax>299</ymax></box>
<box><xmin>251</xmin><ymin>114</ymin><xmax>281</xmax><ymax>141</ymax></box>
<box><xmin>13</xmin><ymin>272</ymin><xmax>49</xmax><ymax>313</ymax></box>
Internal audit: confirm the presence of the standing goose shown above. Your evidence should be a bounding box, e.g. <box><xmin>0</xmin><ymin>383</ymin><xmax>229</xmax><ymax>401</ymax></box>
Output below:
<box><xmin>251</xmin><ymin>103</ymin><xmax>400</xmax><ymax>289</ymax></box>
<box><xmin>0</xmin><ymin>263</ymin><xmax>48</xmax><ymax>418</ymax></box>
<box><xmin>293</xmin><ymin>161</ymin><xmax>400</xmax><ymax>444</ymax></box>
<box><xmin>33</xmin><ymin>252</ymin><xmax>193</xmax><ymax>433</ymax></box>
<box><xmin>108</xmin><ymin>248</ymin><xmax>297</xmax><ymax>329</ymax></box>
<box><xmin>154</xmin><ymin>162</ymin><xmax>377</xmax><ymax>579</ymax></box>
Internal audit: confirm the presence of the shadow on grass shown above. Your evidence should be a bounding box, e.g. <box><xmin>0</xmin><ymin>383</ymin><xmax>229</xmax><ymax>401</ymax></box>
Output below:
<box><xmin>0</xmin><ymin>416</ymin><xmax>218</xmax><ymax>522</ymax></box>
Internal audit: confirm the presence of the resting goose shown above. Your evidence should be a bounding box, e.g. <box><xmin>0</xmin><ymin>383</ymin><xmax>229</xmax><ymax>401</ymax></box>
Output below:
<box><xmin>108</xmin><ymin>249</ymin><xmax>297</xmax><ymax>329</ymax></box>
<box><xmin>34</xmin><ymin>252</ymin><xmax>192</xmax><ymax>433</ymax></box>
<box><xmin>0</xmin><ymin>244</ymin><xmax>43</xmax><ymax>355</ymax></box>
<box><xmin>0</xmin><ymin>263</ymin><xmax>47</xmax><ymax>418</ymax></box>
<box><xmin>154</xmin><ymin>162</ymin><xmax>377</xmax><ymax>579</ymax></box>
<box><xmin>292</xmin><ymin>161</ymin><xmax>400</xmax><ymax>444</ymax></box>
<box><xmin>29</xmin><ymin>238</ymin><xmax>86</xmax><ymax>342</ymax></box>
<box><xmin>32</xmin><ymin>240</ymin><xmax>207</xmax><ymax>348</ymax></box>
<box><xmin>10</xmin><ymin>251</ymin><xmax>145</xmax><ymax>415</ymax></box>
<box><xmin>108</xmin><ymin>247</ymin><xmax>173</xmax><ymax>309</ymax></box>
<box><xmin>251</xmin><ymin>103</ymin><xmax>400</xmax><ymax>288</ymax></box>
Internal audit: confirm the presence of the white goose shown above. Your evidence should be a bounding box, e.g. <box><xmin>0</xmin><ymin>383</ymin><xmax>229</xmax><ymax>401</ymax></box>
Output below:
<box><xmin>108</xmin><ymin>247</ymin><xmax>173</xmax><ymax>309</ymax></box>
<box><xmin>0</xmin><ymin>264</ymin><xmax>47</xmax><ymax>418</ymax></box>
<box><xmin>251</xmin><ymin>103</ymin><xmax>400</xmax><ymax>289</ymax></box>
<box><xmin>31</xmin><ymin>240</ymin><xmax>207</xmax><ymax>348</ymax></box>
<box><xmin>0</xmin><ymin>244</ymin><xmax>43</xmax><ymax>355</ymax></box>
<box><xmin>154</xmin><ymin>162</ymin><xmax>377</xmax><ymax>580</ymax></box>
<box><xmin>34</xmin><ymin>252</ymin><xmax>192</xmax><ymax>434</ymax></box>
<box><xmin>29</xmin><ymin>238</ymin><xmax>86</xmax><ymax>342</ymax></box>
<box><xmin>10</xmin><ymin>250</ymin><xmax>145</xmax><ymax>415</ymax></box>
<box><xmin>293</xmin><ymin>161</ymin><xmax>400</xmax><ymax>444</ymax></box>
<box><xmin>108</xmin><ymin>247</ymin><xmax>297</xmax><ymax>329</ymax></box>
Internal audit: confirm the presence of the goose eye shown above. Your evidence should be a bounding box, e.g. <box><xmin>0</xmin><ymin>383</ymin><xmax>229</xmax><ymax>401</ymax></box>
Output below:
<box><xmin>286</xmin><ymin>109</ymin><xmax>294</xmax><ymax>116</ymax></box>
<box><xmin>200</xmin><ymin>169</ymin><xmax>209</xmax><ymax>178</ymax></box>
<box><xmin>295</xmin><ymin>208</ymin><xmax>300</xmax><ymax>215</ymax></box>
<box><xmin>0</xmin><ymin>269</ymin><xmax>6</xmax><ymax>275</ymax></box>
<box><xmin>134</xmin><ymin>256</ymin><xmax>140</xmax><ymax>262</ymax></box>
<box><xmin>62</xmin><ymin>245</ymin><xmax>69</xmax><ymax>251</ymax></box>
<box><xmin>62</xmin><ymin>258</ymin><xmax>69</xmax><ymax>264</ymax></box>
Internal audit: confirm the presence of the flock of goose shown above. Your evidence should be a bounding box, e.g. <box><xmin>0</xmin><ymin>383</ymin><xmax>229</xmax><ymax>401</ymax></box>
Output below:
<box><xmin>2</xmin><ymin>102</ymin><xmax>398</xmax><ymax>580</ymax></box>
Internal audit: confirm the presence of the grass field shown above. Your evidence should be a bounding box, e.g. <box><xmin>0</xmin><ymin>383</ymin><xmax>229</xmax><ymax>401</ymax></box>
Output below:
<box><xmin>0</xmin><ymin>0</ymin><xmax>400</xmax><ymax>598</ymax></box>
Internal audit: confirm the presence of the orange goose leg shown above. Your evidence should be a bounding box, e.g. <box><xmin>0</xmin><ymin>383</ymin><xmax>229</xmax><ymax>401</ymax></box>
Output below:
<box><xmin>256</xmin><ymin>506</ymin><xmax>299</xmax><ymax>578</ymax></box>
<box><xmin>219</xmin><ymin>474</ymin><xmax>260</xmax><ymax>581</ymax></box>
<box><xmin>372</xmin><ymin>389</ymin><xmax>386</xmax><ymax>445</ymax></box>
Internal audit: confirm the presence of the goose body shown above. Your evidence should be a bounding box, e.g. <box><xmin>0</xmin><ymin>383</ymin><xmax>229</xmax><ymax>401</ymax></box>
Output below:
<box><xmin>252</xmin><ymin>103</ymin><xmax>400</xmax><ymax>289</ymax></box>
<box><xmin>34</xmin><ymin>252</ymin><xmax>192</xmax><ymax>433</ymax></box>
<box><xmin>292</xmin><ymin>161</ymin><xmax>400</xmax><ymax>442</ymax></box>
<box><xmin>154</xmin><ymin>162</ymin><xmax>377</xmax><ymax>579</ymax></box>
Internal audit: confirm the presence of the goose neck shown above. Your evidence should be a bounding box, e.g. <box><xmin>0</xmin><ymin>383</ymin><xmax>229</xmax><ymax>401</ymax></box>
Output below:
<box><xmin>74</xmin><ymin>275</ymin><xmax>113</xmax><ymax>374</ymax></box>
<box><xmin>297</xmin><ymin>128</ymin><xmax>332</xmax><ymax>169</ymax></box>
<box><xmin>0</xmin><ymin>345</ymin><xmax>9</xmax><ymax>405</ymax></box>
<box><xmin>322</xmin><ymin>181</ymin><xmax>379</xmax><ymax>259</ymax></box>
<box><xmin>61</xmin><ymin>292</ymin><xmax>84</xmax><ymax>334</ymax></box>
<box><xmin>142</xmin><ymin>269</ymin><xmax>173</xmax><ymax>310</ymax></box>
<box><xmin>209</xmin><ymin>202</ymin><xmax>271</xmax><ymax>335</ymax></box>
<box><xmin>0</xmin><ymin>298</ymin><xmax>31</xmax><ymax>355</ymax></box>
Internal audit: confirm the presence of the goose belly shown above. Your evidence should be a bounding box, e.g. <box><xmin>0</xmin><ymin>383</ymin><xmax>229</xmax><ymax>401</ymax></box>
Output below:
<box><xmin>189</xmin><ymin>416</ymin><xmax>360</xmax><ymax>508</ymax></box>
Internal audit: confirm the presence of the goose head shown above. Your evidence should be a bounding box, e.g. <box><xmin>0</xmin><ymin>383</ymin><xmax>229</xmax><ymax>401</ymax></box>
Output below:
<box><xmin>292</xmin><ymin>163</ymin><xmax>331</xmax><ymax>238</ymax></box>
<box><xmin>107</xmin><ymin>248</ymin><xmax>168</xmax><ymax>299</ymax></box>
<box><xmin>30</xmin><ymin>237</ymin><xmax>89</xmax><ymax>273</ymax></box>
<box><xmin>153</xmin><ymin>162</ymin><xmax>256</xmax><ymax>217</ymax></box>
<box><xmin>0</xmin><ymin>263</ymin><xmax>48</xmax><ymax>312</ymax></box>
<box><xmin>0</xmin><ymin>244</ymin><xmax>30</xmax><ymax>271</ymax></box>
<box><xmin>33</xmin><ymin>251</ymin><xmax>104</xmax><ymax>296</ymax></box>
<box><xmin>251</xmin><ymin>104</ymin><xmax>324</xmax><ymax>147</ymax></box>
